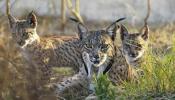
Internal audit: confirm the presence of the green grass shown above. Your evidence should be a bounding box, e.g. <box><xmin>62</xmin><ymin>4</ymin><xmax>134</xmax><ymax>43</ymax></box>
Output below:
<box><xmin>94</xmin><ymin>35</ymin><xmax>175</xmax><ymax>100</ymax></box>
<box><xmin>94</xmin><ymin>74</ymin><xmax>116</xmax><ymax>100</ymax></box>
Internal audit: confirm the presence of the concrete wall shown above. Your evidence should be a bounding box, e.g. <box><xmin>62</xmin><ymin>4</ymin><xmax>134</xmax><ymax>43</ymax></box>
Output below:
<box><xmin>0</xmin><ymin>0</ymin><xmax>175</xmax><ymax>25</ymax></box>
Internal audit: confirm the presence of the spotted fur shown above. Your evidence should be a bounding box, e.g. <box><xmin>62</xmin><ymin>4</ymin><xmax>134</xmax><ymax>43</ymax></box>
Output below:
<box><xmin>54</xmin><ymin>52</ymin><xmax>93</xmax><ymax>99</ymax></box>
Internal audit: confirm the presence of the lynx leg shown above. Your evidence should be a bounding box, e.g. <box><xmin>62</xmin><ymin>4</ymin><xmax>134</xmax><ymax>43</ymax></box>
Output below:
<box><xmin>82</xmin><ymin>51</ymin><xmax>93</xmax><ymax>79</ymax></box>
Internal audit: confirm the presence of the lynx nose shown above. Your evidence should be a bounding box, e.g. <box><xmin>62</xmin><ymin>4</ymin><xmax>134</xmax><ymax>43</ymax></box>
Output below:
<box><xmin>17</xmin><ymin>41</ymin><xmax>25</xmax><ymax>46</ymax></box>
<box><xmin>130</xmin><ymin>53</ymin><xmax>136</xmax><ymax>57</ymax></box>
<box><xmin>93</xmin><ymin>55</ymin><xmax>100</xmax><ymax>64</ymax></box>
<box><xmin>94</xmin><ymin>55</ymin><xmax>99</xmax><ymax>59</ymax></box>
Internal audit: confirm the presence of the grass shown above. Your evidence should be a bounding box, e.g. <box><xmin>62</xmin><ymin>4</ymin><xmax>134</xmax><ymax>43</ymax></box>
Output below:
<box><xmin>94</xmin><ymin>74</ymin><xmax>116</xmax><ymax>100</ymax></box>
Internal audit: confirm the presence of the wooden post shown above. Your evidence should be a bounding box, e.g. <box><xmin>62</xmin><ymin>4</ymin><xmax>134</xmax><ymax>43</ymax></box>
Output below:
<box><xmin>6</xmin><ymin>0</ymin><xmax>10</xmax><ymax>16</ymax></box>
<box><xmin>61</xmin><ymin>0</ymin><xmax>66</xmax><ymax>33</ymax></box>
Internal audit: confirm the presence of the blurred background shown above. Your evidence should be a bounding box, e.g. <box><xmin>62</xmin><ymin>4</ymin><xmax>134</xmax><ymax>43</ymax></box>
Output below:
<box><xmin>0</xmin><ymin>0</ymin><xmax>175</xmax><ymax>33</ymax></box>
<box><xmin>0</xmin><ymin>0</ymin><xmax>175</xmax><ymax>24</ymax></box>
<box><xmin>0</xmin><ymin>0</ymin><xmax>175</xmax><ymax>100</ymax></box>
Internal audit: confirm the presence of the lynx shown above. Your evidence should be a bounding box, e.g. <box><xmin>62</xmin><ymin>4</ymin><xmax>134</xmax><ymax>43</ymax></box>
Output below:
<box><xmin>8</xmin><ymin>12</ymin><xmax>85</xmax><ymax>80</ymax></box>
<box><xmin>104</xmin><ymin>0</ymin><xmax>150</xmax><ymax>84</ymax></box>
<box><xmin>108</xmin><ymin>24</ymin><xmax>149</xmax><ymax>84</ymax></box>
<box><xmin>53</xmin><ymin>18</ymin><xmax>125</xmax><ymax>98</ymax></box>
<box><xmin>121</xmin><ymin>25</ymin><xmax>149</xmax><ymax>67</ymax></box>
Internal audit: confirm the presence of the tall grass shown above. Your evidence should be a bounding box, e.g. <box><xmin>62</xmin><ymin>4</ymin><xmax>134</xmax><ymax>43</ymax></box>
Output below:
<box><xmin>94</xmin><ymin>74</ymin><xmax>116</xmax><ymax>100</ymax></box>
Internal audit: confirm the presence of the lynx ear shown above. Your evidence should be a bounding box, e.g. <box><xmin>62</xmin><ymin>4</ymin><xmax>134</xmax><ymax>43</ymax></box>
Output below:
<box><xmin>106</xmin><ymin>18</ymin><xmax>126</xmax><ymax>41</ymax></box>
<box><xmin>106</xmin><ymin>23</ymin><xmax>120</xmax><ymax>41</ymax></box>
<box><xmin>141</xmin><ymin>25</ymin><xmax>149</xmax><ymax>40</ymax></box>
<box><xmin>27</xmin><ymin>11</ymin><xmax>37</xmax><ymax>28</ymax></box>
<box><xmin>120</xmin><ymin>24</ymin><xmax>128</xmax><ymax>40</ymax></box>
<box><xmin>8</xmin><ymin>14</ymin><xmax>17</xmax><ymax>28</ymax></box>
<box><xmin>77</xmin><ymin>23</ymin><xmax>88</xmax><ymax>40</ymax></box>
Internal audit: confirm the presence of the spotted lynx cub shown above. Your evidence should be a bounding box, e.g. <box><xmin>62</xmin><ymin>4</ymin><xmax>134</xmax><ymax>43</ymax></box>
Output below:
<box><xmin>54</xmin><ymin>18</ymin><xmax>125</xmax><ymax>98</ymax></box>
<box><xmin>8</xmin><ymin>12</ymin><xmax>90</xmax><ymax>80</ymax></box>
<box><xmin>108</xmin><ymin>24</ymin><xmax>149</xmax><ymax>84</ymax></box>
<box><xmin>122</xmin><ymin>26</ymin><xmax>149</xmax><ymax>67</ymax></box>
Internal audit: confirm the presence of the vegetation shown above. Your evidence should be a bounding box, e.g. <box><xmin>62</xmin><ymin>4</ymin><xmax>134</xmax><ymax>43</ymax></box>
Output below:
<box><xmin>94</xmin><ymin>29</ymin><xmax>175</xmax><ymax>100</ymax></box>
<box><xmin>94</xmin><ymin>74</ymin><xmax>116</xmax><ymax>100</ymax></box>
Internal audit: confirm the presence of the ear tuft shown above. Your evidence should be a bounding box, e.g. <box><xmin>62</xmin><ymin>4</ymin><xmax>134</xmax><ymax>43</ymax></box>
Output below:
<box><xmin>106</xmin><ymin>24</ymin><xmax>118</xmax><ymax>41</ymax></box>
<box><xmin>8</xmin><ymin>14</ymin><xmax>16</xmax><ymax>28</ymax></box>
<box><xmin>27</xmin><ymin>11</ymin><xmax>37</xmax><ymax>28</ymax></box>
<box><xmin>106</xmin><ymin>18</ymin><xmax>126</xmax><ymax>41</ymax></box>
<box><xmin>77</xmin><ymin>23</ymin><xmax>88</xmax><ymax>40</ymax></box>
<box><xmin>141</xmin><ymin>25</ymin><xmax>149</xmax><ymax>40</ymax></box>
<box><xmin>120</xmin><ymin>24</ymin><xmax>128</xmax><ymax>40</ymax></box>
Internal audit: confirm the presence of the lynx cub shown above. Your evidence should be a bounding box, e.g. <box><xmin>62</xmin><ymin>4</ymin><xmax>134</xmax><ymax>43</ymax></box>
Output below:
<box><xmin>54</xmin><ymin>18</ymin><xmax>125</xmax><ymax>98</ymax></box>
<box><xmin>108</xmin><ymin>24</ymin><xmax>149</xmax><ymax>84</ymax></box>
<box><xmin>8</xmin><ymin>12</ymin><xmax>88</xmax><ymax>79</ymax></box>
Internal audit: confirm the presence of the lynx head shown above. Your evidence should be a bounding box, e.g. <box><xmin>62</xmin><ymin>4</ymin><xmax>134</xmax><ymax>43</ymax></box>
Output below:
<box><xmin>8</xmin><ymin>12</ymin><xmax>39</xmax><ymax>48</ymax></box>
<box><xmin>77</xmin><ymin>21</ymin><xmax>120</xmax><ymax>67</ymax></box>
<box><xmin>120</xmin><ymin>25</ymin><xmax>149</xmax><ymax>63</ymax></box>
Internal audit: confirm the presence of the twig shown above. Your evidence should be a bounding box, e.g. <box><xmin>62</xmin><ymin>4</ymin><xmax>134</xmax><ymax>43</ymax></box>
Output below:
<box><xmin>140</xmin><ymin>0</ymin><xmax>151</xmax><ymax>32</ymax></box>
<box><xmin>66</xmin><ymin>0</ymin><xmax>83</xmax><ymax>23</ymax></box>
<box><xmin>6</xmin><ymin>0</ymin><xmax>10</xmax><ymax>16</ymax></box>
<box><xmin>75</xmin><ymin>0</ymin><xmax>80</xmax><ymax>14</ymax></box>
<box><xmin>144</xmin><ymin>0</ymin><xmax>151</xmax><ymax>26</ymax></box>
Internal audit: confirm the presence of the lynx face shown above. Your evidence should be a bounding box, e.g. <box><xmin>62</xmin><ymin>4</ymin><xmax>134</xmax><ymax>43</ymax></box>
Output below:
<box><xmin>120</xmin><ymin>25</ymin><xmax>149</xmax><ymax>63</ymax></box>
<box><xmin>78</xmin><ymin>22</ymin><xmax>119</xmax><ymax>67</ymax></box>
<box><xmin>8</xmin><ymin>12</ymin><xmax>39</xmax><ymax>48</ymax></box>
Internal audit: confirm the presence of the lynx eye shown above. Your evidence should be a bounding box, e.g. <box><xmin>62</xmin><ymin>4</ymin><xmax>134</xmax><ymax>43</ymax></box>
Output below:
<box><xmin>85</xmin><ymin>43</ymin><xmax>93</xmax><ymax>49</ymax></box>
<box><xmin>135</xmin><ymin>44</ymin><xmax>142</xmax><ymax>50</ymax></box>
<box><xmin>101</xmin><ymin>44</ymin><xmax>109</xmax><ymax>52</ymax></box>
<box><xmin>28</xmin><ymin>32</ymin><xmax>33</xmax><ymax>34</ymax></box>
<box><xmin>12</xmin><ymin>33</ymin><xmax>16</xmax><ymax>37</ymax></box>
<box><xmin>22</xmin><ymin>32</ymin><xmax>29</xmax><ymax>39</ymax></box>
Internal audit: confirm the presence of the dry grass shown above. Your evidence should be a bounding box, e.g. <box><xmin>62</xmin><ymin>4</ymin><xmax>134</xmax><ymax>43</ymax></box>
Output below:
<box><xmin>0</xmin><ymin>15</ymin><xmax>174</xmax><ymax>100</ymax></box>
